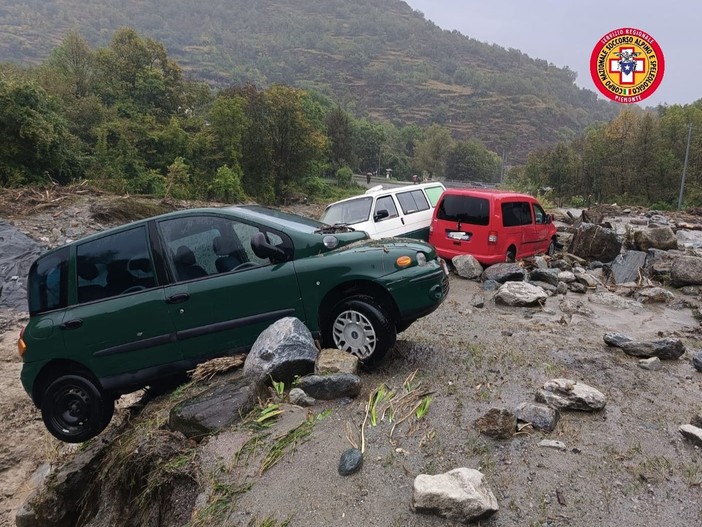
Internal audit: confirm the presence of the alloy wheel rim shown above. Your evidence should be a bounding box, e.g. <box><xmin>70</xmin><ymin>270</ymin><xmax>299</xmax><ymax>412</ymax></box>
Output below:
<box><xmin>332</xmin><ymin>309</ymin><xmax>377</xmax><ymax>360</ymax></box>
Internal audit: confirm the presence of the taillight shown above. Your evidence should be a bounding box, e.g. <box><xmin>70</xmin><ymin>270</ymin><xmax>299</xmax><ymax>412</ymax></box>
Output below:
<box><xmin>17</xmin><ymin>326</ymin><xmax>27</xmax><ymax>358</ymax></box>
<box><xmin>488</xmin><ymin>231</ymin><xmax>498</xmax><ymax>244</ymax></box>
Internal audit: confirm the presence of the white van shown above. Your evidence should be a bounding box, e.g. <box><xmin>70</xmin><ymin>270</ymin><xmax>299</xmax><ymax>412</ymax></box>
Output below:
<box><xmin>320</xmin><ymin>182</ymin><xmax>446</xmax><ymax>240</ymax></box>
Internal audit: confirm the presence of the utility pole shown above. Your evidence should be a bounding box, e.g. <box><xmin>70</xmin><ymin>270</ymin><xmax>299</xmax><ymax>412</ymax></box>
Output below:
<box><xmin>677</xmin><ymin>123</ymin><xmax>692</xmax><ymax>210</ymax></box>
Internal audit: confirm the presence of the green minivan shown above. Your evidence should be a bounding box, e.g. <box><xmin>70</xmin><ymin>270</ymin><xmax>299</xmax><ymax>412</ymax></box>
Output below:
<box><xmin>19</xmin><ymin>205</ymin><xmax>449</xmax><ymax>442</ymax></box>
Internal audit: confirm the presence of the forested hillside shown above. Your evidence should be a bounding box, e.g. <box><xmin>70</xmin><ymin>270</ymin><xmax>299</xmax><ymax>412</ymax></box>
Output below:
<box><xmin>0</xmin><ymin>0</ymin><xmax>618</xmax><ymax>161</ymax></box>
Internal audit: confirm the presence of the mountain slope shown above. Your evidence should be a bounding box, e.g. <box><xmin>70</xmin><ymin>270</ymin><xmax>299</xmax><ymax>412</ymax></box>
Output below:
<box><xmin>0</xmin><ymin>0</ymin><xmax>618</xmax><ymax>161</ymax></box>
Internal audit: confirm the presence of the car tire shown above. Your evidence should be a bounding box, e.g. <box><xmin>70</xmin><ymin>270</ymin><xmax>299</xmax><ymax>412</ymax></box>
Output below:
<box><xmin>40</xmin><ymin>374</ymin><xmax>112</xmax><ymax>443</ymax></box>
<box><xmin>506</xmin><ymin>247</ymin><xmax>517</xmax><ymax>263</ymax></box>
<box><xmin>323</xmin><ymin>296</ymin><xmax>396</xmax><ymax>366</ymax></box>
<box><xmin>547</xmin><ymin>239</ymin><xmax>556</xmax><ymax>256</ymax></box>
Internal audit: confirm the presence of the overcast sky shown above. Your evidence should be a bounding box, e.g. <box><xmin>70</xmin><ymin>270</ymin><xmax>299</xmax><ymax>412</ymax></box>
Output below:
<box><xmin>404</xmin><ymin>0</ymin><xmax>697</xmax><ymax>107</ymax></box>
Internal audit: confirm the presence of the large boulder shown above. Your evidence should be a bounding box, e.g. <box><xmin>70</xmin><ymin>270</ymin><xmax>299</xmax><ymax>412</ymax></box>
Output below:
<box><xmin>243</xmin><ymin>317</ymin><xmax>318</xmax><ymax>384</ymax></box>
<box><xmin>609</xmin><ymin>251</ymin><xmax>647</xmax><ymax>284</ymax></box>
<box><xmin>568</xmin><ymin>223</ymin><xmax>621</xmax><ymax>262</ymax></box>
<box><xmin>494</xmin><ymin>281</ymin><xmax>548</xmax><ymax>307</ymax></box>
<box><xmin>452</xmin><ymin>254</ymin><xmax>483</xmax><ymax>280</ymax></box>
<box><xmin>671</xmin><ymin>255</ymin><xmax>702</xmax><ymax>286</ymax></box>
<box><xmin>412</xmin><ymin>468</ymin><xmax>499</xmax><ymax>522</ymax></box>
<box><xmin>481</xmin><ymin>263</ymin><xmax>525</xmax><ymax>283</ymax></box>
<box><xmin>629</xmin><ymin>225</ymin><xmax>678</xmax><ymax>251</ymax></box>
<box><xmin>169</xmin><ymin>372</ymin><xmax>266</xmax><ymax>438</ymax></box>
<box><xmin>603</xmin><ymin>332</ymin><xmax>685</xmax><ymax>360</ymax></box>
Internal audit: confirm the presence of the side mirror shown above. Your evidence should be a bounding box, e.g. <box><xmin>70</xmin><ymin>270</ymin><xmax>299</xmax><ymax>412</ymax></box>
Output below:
<box><xmin>251</xmin><ymin>232</ymin><xmax>288</xmax><ymax>263</ymax></box>
<box><xmin>374</xmin><ymin>209</ymin><xmax>389</xmax><ymax>222</ymax></box>
<box><xmin>545</xmin><ymin>214</ymin><xmax>552</xmax><ymax>224</ymax></box>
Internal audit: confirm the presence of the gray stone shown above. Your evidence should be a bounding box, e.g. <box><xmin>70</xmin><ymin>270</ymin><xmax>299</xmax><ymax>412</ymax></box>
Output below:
<box><xmin>297</xmin><ymin>373</ymin><xmax>362</xmax><ymax>400</ymax></box>
<box><xmin>529</xmin><ymin>268</ymin><xmax>560</xmax><ymax>287</ymax></box>
<box><xmin>515</xmin><ymin>402</ymin><xmax>560</xmax><ymax>432</ymax></box>
<box><xmin>630</xmin><ymin>225</ymin><xmax>678</xmax><ymax>251</ymax></box>
<box><xmin>452</xmin><ymin>254</ymin><xmax>483</xmax><ymax>280</ymax></box>
<box><xmin>539</xmin><ymin>439</ymin><xmax>567</xmax><ymax>451</ymax></box>
<box><xmin>603</xmin><ymin>332</ymin><xmax>634</xmax><ymax>347</ymax></box>
<box><xmin>243</xmin><ymin>317</ymin><xmax>318</xmax><ymax>385</ymax></box>
<box><xmin>610</xmin><ymin>251</ymin><xmax>647</xmax><ymax>284</ymax></box>
<box><xmin>412</xmin><ymin>468</ymin><xmax>499</xmax><ymax>522</ymax></box>
<box><xmin>536</xmin><ymin>378</ymin><xmax>606</xmax><ymax>411</ymax></box>
<box><xmin>556</xmin><ymin>281</ymin><xmax>568</xmax><ymax>295</ymax></box>
<box><xmin>289</xmin><ymin>387</ymin><xmax>316</xmax><ymax>407</ymax></box>
<box><xmin>635</xmin><ymin>287</ymin><xmax>674</xmax><ymax>303</ymax></box>
<box><xmin>557</xmin><ymin>271</ymin><xmax>576</xmax><ymax>283</ymax></box>
<box><xmin>568</xmin><ymin>223</ymin><xmax>622</xmax><ymax>262</ymax></box>
<box><xmin>338</xmin><ymin>448</ymin><xmax>363</xmax><ymax>476</ymax></box>
<box><xmin>528</xmin><ymin>280</ymin><xmax>557</xmax><ymax>294</ymax></box>
<box><xmin>671</xmin><ymin>256</ymin><xmax>702</xmax><ymax>286</ymax></box>
<box><xmin>619</xmin><ymin>338</ymin><xmax>685</xmax><ymax>360</ymax></box>
<box><xmin>638</xmin><ymin>357</ymin><xmax>662</xmax><ymax>371</ymax></box>
<box><xmin>692</xmin><ymin>350</ymin><xmax>702</xmax><ymax>372</ymax></box>
<box><xmin>169</xmin><ymin>373</ymin><xmax>265</xmax><ymax>438</ymax></box>
<box><xmin>483</xmin><ymin>279</ymin><xmax>499</xmax><ymax>291</ymax></box>
<box><xmin>315</xmin><ymin>348</ymin><xmax>359</xmax><ymax>375</ymax></box>
<box><xmin>574</xmin><ymin>272</ymin><xmax>599</xmax><ymax>289</ymax></box>
<box><xmin>533</xmin><ymin>256</ymin><xmax>549</xmax><ymax>269</ymax></box>
<box><xmin>474</xmin><ymin>408</ymin><xmax>517</xmax><ymax>439</ymax></box>
<box><xmin>567</xmin><ymin>282</ymin><xmax>587</xmax><ymax>294</ymax></box>
<box><xmin>589</xmin><ymin>292</ymin><xmax>643</xmax><ymax>311</ymax></box>
<box><xmin>559</xmin><ymin>298</ymin><xmax>594</xmax><ymax>317</ymax></box>
<box><xmin>494</xmin><ymin>281</ymin><xmax>548</xmax><ymax>307</ymax></box>
<box><xmin>481</xmin><ymin>263</ymin><xmax>526</xmax><ymax>283</ymax></box>
<box><xmin>680</xmin><ymin>424</ymin><xmax>702</xmax><ymax>447</ymax></box>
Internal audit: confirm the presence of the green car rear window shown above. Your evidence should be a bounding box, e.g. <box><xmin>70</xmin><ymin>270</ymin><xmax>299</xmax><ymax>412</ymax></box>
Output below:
<box><xmin>27</xmin><ymin>247</ymin><xmax>69</xmax><ymax>315</ymax></box>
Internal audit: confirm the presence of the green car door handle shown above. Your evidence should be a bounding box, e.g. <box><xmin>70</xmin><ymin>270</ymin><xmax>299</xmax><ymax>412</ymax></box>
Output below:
<box><xmin>167</xmin><ymin>293</ymin><xmax>190</xmax><ymax>304</ymax></box>
<box><xmin>60</xmin><ymin>319</ymin><xmax>83</xmax><ymax>330</ymax></box>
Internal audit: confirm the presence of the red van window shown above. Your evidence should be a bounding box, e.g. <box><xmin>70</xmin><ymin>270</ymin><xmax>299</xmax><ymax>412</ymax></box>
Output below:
<box><xmin>501</xmin><ymin>202</ymin><xmax>532</xmax><ymax>227</ymax></box>
<box><xmin>436</xmin><ymin>194</ymin><xmax>489</xmax><ymax>226</ymax></box>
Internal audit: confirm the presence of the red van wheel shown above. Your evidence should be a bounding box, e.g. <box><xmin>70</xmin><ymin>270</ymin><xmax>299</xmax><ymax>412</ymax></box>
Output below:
<box><xmin>505</xmin><ymin>247</ymin><xmax>517</xmax><ymax>263</ymax></box>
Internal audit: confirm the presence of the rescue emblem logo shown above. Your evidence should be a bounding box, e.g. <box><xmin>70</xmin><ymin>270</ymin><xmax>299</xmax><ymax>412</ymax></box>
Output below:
<box><xmin>590</xmin><ymin>27</ymin><xmax>665</xmax><ymax>104</ymax></box>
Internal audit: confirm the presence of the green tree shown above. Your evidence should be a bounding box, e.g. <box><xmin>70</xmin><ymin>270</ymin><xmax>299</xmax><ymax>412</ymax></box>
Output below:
<box><xmin>325</xmin><ymin>106</ymin><xmax>354</xmax><ymax>172</ymax></box>
<box><xmin>414</xmin><ymin>124</ymin><xmax>454</xmax><ymax>179</ymax></box>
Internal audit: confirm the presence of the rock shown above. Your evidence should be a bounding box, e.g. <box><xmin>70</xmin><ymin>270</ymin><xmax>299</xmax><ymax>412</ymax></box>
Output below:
<box><xmin>15</xmin><ymin>434</ymin><xmax>114</xmax><ymax>527</ymax></box>
<box><xmin>515</xmin><ymin>402</ymin><xmax>560</xmax><ymax>432</ymax></box>
<box><xmin>474</xmin><ymin>408</ymin><xmax>517</xmax><ymax>439</ymax></box>
<box><xmin>679</xmin><ymin>424</ymin><xmax>702</xmax><ymax>447</ymax></box>
<box><xmin>692</xmin><ymin>350</ymin><xmax>702</xmax><ymax>372</ymax></box>
<box><xmin>412</xmin><ymin>468</ymin><xmax>499</xmax><ymax>522</ymax></box>
<box><xmin>609</xmin><ymin>251</ymin><xmax>647</xmax><ymax>284</ymax></box>
<box><xmin>529</xmin><ymin>268</ymin><xmax>560</xmax><ymax>287</ymax></box>
<box><xmin>529</xmin><ymin>280</ymin><xmax>557</xmax><ymax>294</ymax></box>
<box><xmin>539</xmin><ymin>439</ymin><xmax>567</xmax><ymax>451</ymax></box>
<box><xmin>169</xmin><ymin>372</ymin><xmax>266</xmax><ymax>438</ymax></box>
<box><xmin>494</xmin><ymin>282</ymin><xmax>548</xmax><ymax>307</ymax></box>
<box><xmin>635</xmin><ymin>287</ymin><xmax>674</xmax><ymax>303</ymax></box>
<box><xmin>533</xmin><ymin>256</ymin><xmax>549</xmax><ymax>269</ymax></box>
<box><xmin>630</xmin><ymin>225</ymin><xmax>678</xmax><ymax>251</ymax></box>
<box><xmin>481</xmin><ymin>263</ymin><xmax>525</xmax><ymax>283</ymax></box>
<box><xmin>289</xmin><ymin>387</ymin><xmax>316</xmax><ymax>407</ymax></box>
<box><xmin>680</xmin><ymin>286</ymin><xmax>701</xmax><ymax>296</ymax></box>
<box><xmin>589</xmin><ymin>292</ymin><xmax>643</xmax><ymax>311</ymax></box>
<box><xmin>535</xmin><ymin>379</ymin><xmax>606</xmax><ymax>411</ymax></box>
<box><xmin>568</xmin><ymin>223</ymin><xmax>622</xmax><ymax>262</ymax></box>
<box><xmin>338</xmin><ymin>448</ymin><xmax>363</xmax><ymax>476</ymax></box>
<box><xmin>559</xmin><ymin>298</ymin><xmax>594</xmax><ymax>317</ymax></box>
<box><xmin>315</xmin><ymin>348</ymin><xmax>359</xmax><ymax>375</ymax></box>
<box><xmin>567</xmin><ymin>282</ymin><xmax>587</xmax><ymax>294</ymax></box>
<box><xmin>297</xmin><ymin>373</ymin><xmax>362</xmax><ymax>400</ymax></box>
<box><xmin>574</xmin><ymin>272</ymin><xmax>599</xmax><ymax>289</ymax></box>
<box><xmin>483</xmin><ymin>279</ymin><xmax>499</xmax><ymax>291</ymax></box>
<box><xmin>556</xmin><ymin>281</ymin><xmax>568</xmax><ymax>295</ymax></box>
<box><xmin>603</xmin><ymin>332</ymin><xmax>634</xmax><ymax>347</ymax></box>
<box><xmin>557</xmin><ymin>271</ymin><xmax>576</xmax><ymax>283</ymax></box>
<box><xmin>452</xmin><ymin>254</ymin><xmax>483</xmax><ymax>279</ymax></box>
<box><xmin>606</xmin><ymin>335</ymin><xmax>685</xmax><ymax>360</ymax></box>
<box><xmin>243</xmin><ymin>317</ymin><xmax>318</xmax><ymax>385</ymax></box>
<box><xmin>638</xmin><ymin>357</ymin><xmax>662</xmax><ymax>371</ymax></box>
<box><xmin>671</xmin><ymin>255</ymin><xmax>702</xmax><ymax>286</ymax></box>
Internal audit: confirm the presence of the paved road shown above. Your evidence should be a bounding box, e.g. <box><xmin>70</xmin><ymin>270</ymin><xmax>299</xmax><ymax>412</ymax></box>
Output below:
<box><xmin>351</xmin><ymin>175</ymin><xmax>496</xmax><ymax>190</ymax></box>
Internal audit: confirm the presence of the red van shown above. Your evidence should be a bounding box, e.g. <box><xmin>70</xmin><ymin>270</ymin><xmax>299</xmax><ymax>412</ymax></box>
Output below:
<box><xmin>428</xmin><ymin>189</ymin><xmax>557</xmax><ymax>265</ymax></box>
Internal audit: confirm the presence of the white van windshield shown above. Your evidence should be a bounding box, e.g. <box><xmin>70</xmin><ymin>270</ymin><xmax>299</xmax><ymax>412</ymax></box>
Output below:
<box><xmin>321</xmin><ymin>196</ymin><xmax>373</xmax><ymax>225</ymax></box>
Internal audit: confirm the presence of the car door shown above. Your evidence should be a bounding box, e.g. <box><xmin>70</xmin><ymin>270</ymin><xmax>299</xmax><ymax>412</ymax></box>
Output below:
<box><xmin>372</xmin><ymin>194</ymin><xmax>405</xmax><ymax>238</ymax></box>
<box><xmin>157</xmin><ymin>214</ymin><xmax>305</xmax><ymax>363</ymax></box>
<box><xmin>395</xmin><ymin>188</ymin><xmax>432</xmax><ymax>239</ymax></box>
<box><xmin>531</xmin><ymin>202</ymin><xmax>551</xmax><ymax>253</ymax></box>
<box><xmin>59</xmin><ymin>225</ymin><xmax>180</xmax><ymax>387</ymax></box>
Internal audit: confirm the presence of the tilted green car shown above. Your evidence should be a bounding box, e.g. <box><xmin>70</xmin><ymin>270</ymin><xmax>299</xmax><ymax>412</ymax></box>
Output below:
<box><xmin>19</xmin><ymin>205</ymin><xmax>449</xmax><ymax>442</ymax></box>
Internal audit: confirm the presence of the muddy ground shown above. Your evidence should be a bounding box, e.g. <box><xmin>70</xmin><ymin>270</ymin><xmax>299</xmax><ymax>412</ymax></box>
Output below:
<box><xmin>1</xmin><ymin>190</ymin><xmax>702</xmax><ymax>526</ymax></box>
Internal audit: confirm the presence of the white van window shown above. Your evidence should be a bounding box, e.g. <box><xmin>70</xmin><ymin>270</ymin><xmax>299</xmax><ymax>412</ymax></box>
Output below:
<box><xmin>374</xmin><ymin>195</ymin><xmax>399</xmax><ymax>221</ymax></box>
<box><xmin>424</xmin><ymin>185</ymin><xmax>444</xmax><ymax>206</ymax></box>
<box><xmin>501</xmin><ymin>202</ymin><xmax>533</xmax><ymax>227</ymax></box>
<box><xmin>397</xmin><ymin>189</ymin><xmax>430</xmax><ymax>215</ymax></box>
<box><xmin>321</xmin><ymin>196</ymin><xmax>373</xmax><ymax>225</ymax></box>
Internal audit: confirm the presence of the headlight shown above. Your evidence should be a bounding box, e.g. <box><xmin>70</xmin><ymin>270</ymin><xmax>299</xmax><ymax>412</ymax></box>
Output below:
<box><xmin>323</xmin><ymin>235</ymin><xmax>338</xmax><ymax>249</ymax></box>
<box><xmin>416</xmin><ymin>252</ymin><xmax>427</xmax><ymax>266</ymax></box>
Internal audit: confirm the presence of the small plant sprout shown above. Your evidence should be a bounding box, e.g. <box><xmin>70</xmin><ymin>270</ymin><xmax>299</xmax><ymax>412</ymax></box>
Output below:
<box><xmin>415</xmin><ymin>395</ymin><xmax>432</xmax><ymax>419</ymax></box>
<box><xmin>270</xmin><ymin>377</ymin><xmax>285</xmax><ymax>396</ymax></box>
<box><xmin>256</xmin><ymin>404</ymin><xmax>283</xmax><ymax>427</ymax></box>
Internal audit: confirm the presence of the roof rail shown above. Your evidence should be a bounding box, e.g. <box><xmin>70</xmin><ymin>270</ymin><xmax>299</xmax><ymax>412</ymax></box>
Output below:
<box><xmin>365</xmin><ymin>185</ymin><xmax>384</xmax><ymax>194</ymax></box>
